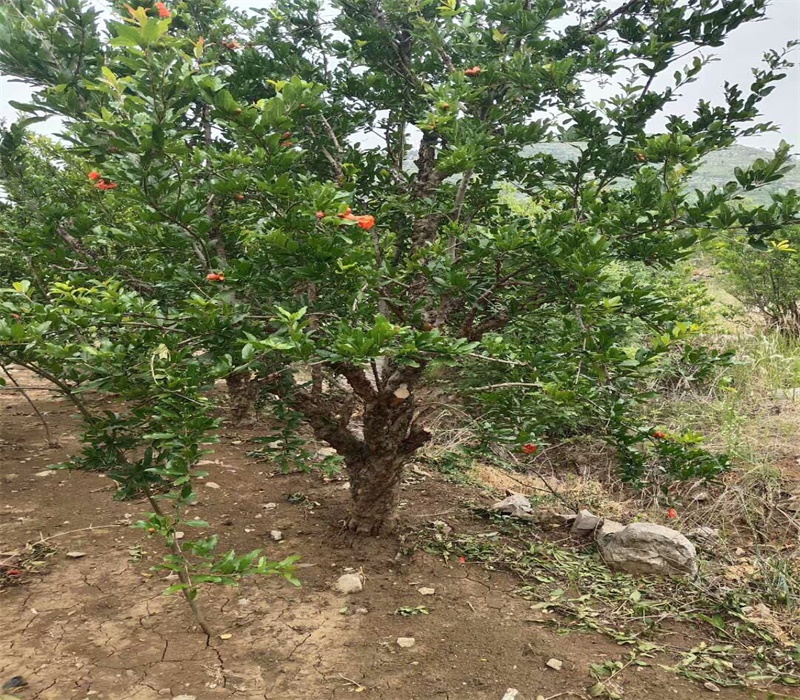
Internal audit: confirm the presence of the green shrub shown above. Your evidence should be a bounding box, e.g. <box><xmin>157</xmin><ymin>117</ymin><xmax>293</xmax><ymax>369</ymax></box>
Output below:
<box><xmin>717</xmin><ymin>227</ymin><xmax>800</xmax><ymax>336</ymax></box>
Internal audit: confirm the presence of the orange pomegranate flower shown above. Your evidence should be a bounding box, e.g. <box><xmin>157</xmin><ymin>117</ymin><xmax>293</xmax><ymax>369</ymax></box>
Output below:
<box><xmin>667</xmin><ymin>508</ymin><xmax>677</xmax><ymax>519</ymax></box>
<box><xmin>339</xmin><ymin>208</ymin><xmax>375</xmax><ymax>230</ymax></box>
<box><xmin>522</xmin><ymin>443</ymin><xmax>538</xmax><ymax>455</ymax></box>
<box><xmin>353</xmin><ymin>214</ymin><xmax>375</xmax><ymax>230</ymax></box>
<box><xmin>206</xmin><ymin>272</ymin><xmax>226</xmax><ymax>282</ymax></box>
<box><xmin>235</xmin><ymin>194</ymin><xmax>245</xmax><ymax>200</ymax></box>
<box><xmin>316</xmin><ymin>211</ymin><xmax>326</xmax><ymax>219</ymax></box>
<box><xmin>88</xmin><ymin>170</ymin><xmax>101</xmax><ymax>181</ymax></box>
<box><xmin>154</xmin><ymin>1</ymin><xmax>170</xmax><ymax>18</ymax></box>
<box><xmin>465</xmin><ymin>66</ymin><xmax>482</xmax><ymax>76</ymax></box>
<box><xmin>95</xmin><ymin>180</ymin><xmax>118</xmax><ymax>190</ymax></box>
<box><xmin>652</xmin><ymin>431</ymin><xmax>667</xmax><ymax>439</ymax></box>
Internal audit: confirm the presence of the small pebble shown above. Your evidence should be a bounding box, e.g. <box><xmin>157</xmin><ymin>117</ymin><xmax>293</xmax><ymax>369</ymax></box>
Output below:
<box><xmin>417</xmin><ymin>587</ymin><xmax>435</xmax><ymax>596</ymax></box>
<box><xmin>396</xmin><ymin>637</ymin><xmax>415</xmax><ymax>648</ymax></box>
<box><xmin>546</xmin><ymin>658</ymin><xmax>563</xmax><ymax>671</ymax></box>
<box><xmin>204</xmin><ymin>482</ymin><xmax>220</xmax><ymax>489</ymax></box>
<box><xmin>270</xmin><ymin>530</ymin><xmax>283</xmax><ymax>541</ymax></box>
<box><xmin>66</xmin><ymin>551</ymin><xmax>87</xmax><ymax>559</ymax></box>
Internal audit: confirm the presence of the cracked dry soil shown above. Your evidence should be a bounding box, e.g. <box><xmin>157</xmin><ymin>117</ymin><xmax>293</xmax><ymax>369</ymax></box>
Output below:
<box><xmin>0</xmin><ymin>370</ymin><xmax>775</xmax><ymax>699</ymax></box>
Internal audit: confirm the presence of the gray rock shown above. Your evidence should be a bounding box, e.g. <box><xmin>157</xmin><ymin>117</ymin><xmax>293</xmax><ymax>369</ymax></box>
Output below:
<box><xmin>545</xmin><ymin>658</ymin><xmax>563</xmax><ymax>670</ymax></box>
<box><xmin>570</xmin><ymin>509</ymin><xmax>601</xmax><ymax>535</ymax></box>
<box><xmin>597</xmin><ymin>522</ymin><xmax>697</xmax><ymax>577</ymax></box>
<box><xmin>270</xmin><ymin>530</ymin><xmax>283</xmax><ymax>541</ymax></box>
<box><xmin>773</xmin><ymin>388</ymin><xmax>800</xmax><ymax>400</ymax></box>
<box><xmin>490</xmin><ymin>493</ymin><xmax>532</xmax><ymax>517</ymax></box>
<box><xmin>501</xmin><ymin>690</ymin><xmax>520</xmax><ymax>700</ymax></box>
<box><xmin>690</xmin><ymin>526</ymin><xmax>719</xmax><ymax>543</ymax></box>
<box><xmin>396</xmin><ymin>636</ymin><xmax>415</xmax><ymax>648</ymax></box>
<box><xmin>334</xmin><ymin>573</ymin><xmax>363</xmax><ymax>594</ymax></box>
<box><xmin>596</xmin><ymin>519</ymin><xmax>625</xmax><ymax>540</ymax></box>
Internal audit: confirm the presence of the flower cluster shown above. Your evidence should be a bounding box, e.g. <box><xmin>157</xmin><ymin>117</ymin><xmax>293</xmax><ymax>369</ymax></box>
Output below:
<box><xmin>340</xmin><ymin>208</ymin><xmax>375</xmax><ymax>230</ymax></box>
<box><xmin>315</xmin><ymin>208</ymin><xmax>376</xmax><ymax>230</ymax></box>
<box><xmin>88</xmin><ymin>171</ymin><xmax>117</xmax><ymax>190</ymax></box>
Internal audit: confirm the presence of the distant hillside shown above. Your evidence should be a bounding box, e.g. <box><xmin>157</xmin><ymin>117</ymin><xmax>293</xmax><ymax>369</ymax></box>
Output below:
<box><xmin>524</xmin><ymin>143</ymin><xmax>799</xmax><ymax>205</ymax></box>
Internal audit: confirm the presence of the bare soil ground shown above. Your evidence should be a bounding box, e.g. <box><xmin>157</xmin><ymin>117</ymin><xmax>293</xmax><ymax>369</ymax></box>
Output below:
<box><xmin>0</xmin><ymin>369</ymin><xmax>788</xmax><ymax>699</ymax></box>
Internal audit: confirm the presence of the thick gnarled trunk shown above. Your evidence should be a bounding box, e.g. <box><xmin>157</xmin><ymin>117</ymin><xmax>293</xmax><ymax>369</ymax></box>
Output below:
<box><xmin>278</xmin><ymin>360</ymin><xmax>431</xmax><ymax>534</ymax></box>
<box><xmin>346</xmin><ymin>454</ymin><xmax>405</xmax><ymax>535</ymax></box>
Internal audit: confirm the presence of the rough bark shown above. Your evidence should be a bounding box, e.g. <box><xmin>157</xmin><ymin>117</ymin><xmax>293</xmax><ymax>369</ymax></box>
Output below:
<box><xmin>225</xmin><ymin>372</ymin><xmax>260</xmax><ymax>425</ymax></box>
<box><xmin>346</xmin><ymin>453</ymin><xmax>405</xmax><ymax>535</ymax></box>
<box><xmin>269</xmin><ymin>361</ymin><xmax>431</xmax><ymax>534</ymax></box>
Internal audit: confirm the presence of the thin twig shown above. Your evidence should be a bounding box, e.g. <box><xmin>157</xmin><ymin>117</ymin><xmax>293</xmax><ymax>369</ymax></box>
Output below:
<box><xmin>1</xmin><ymin>365</ymin><xmax>58</xmax><ymax>447</ymax></box>
<box><xmin>145</xmin><ymin>487</ymin><xmax>214</xmax><ymax>637</ymax></box>
<box><xmin>338</xmin><ymin>674</ymin><xmax>366</xmax><ymax>691</ymax></box>
<box><xmin>471</xmin><ymin>382</ymin><xmax>540</xmax><ymax>391</ymax></box>
<box><xmin>0</xmin><ymin>524</ymin><xmax>125</xmax><ymax>567</ymax></box>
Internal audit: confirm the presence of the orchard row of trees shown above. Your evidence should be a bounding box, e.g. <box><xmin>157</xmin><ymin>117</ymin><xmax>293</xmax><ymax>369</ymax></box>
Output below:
<box><xmin>0</xmin><ymin>0</ymin><xmax>798</xmax><ymax>546</ymax></box>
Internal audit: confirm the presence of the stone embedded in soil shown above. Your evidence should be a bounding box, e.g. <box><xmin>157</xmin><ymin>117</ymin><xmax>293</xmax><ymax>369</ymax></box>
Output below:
<box><xmin>545</xmin><ymin>658</ymin><xmax>563</xmax><ymax>671</ymax></box>
<box><xmin>204</xmin><ymin>481</ymin><xmax>221</xmax><ymax>489</ymax></box>
<box><xmin>596</xmin><ymin>522</ymin><xmax>697</xmax><ymax>577</ymax></box>
<box><xmin>270</xmin><ymin>530</ymin><xmax>283</xmax><ymax>541</ymax></box>
<box><xmin>570</xmin><ymin>509</ymin><xmax>602</xmax><ymax>535</ymax></box>
<box><xmin>263</xmin><ymin>502</ymin><xmax>278</xmax><ymax>510</ymax></box>
<box><xmin>334</xmin><ymin>573</ymin><xmax>363</xmax><ymax>594</ymax></box>
<box><xmin>173</xmin><ymin>696</ymin><xmax>197</xmax><ymax>700</ymax></box>
<box><xmin>65</xmin><ymin>551</ymin><xmax>86</xmax><ymax>559</ymax></box>
<box><xmin>690</xmin><ymin>526</ymin><xmax>719</xmax><ymax>543</ymax></box>
<box><xmin>417</xmin><ymin>587</ymin><xmax>435</xmax><ymax>595</ymax></box>
<box><xmin>596</xmin><ymin>518</ymin><xmax>625</xmax><ymax>540</ymax></box>
<box><xmin>490</xmin><ymin>493</ymin><xmax>532</xmax><ymax>517</ymax></box>
<box><xmin>396</xmin><ymin>637</ymin><xmax>416</xmax><ymax>648</ymax></box>
<box><xmin>501</xmin><ymin>690</ymin><xmax>520</xmax><ymax>700</ymax></box>
<box><xmin>34</xmin><ymin>470</ymin><xmax>54</xmax><ymax>477</ymax></box>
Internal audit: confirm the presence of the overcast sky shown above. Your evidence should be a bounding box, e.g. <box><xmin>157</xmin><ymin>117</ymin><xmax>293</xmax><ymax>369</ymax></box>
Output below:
<box><xmin>1</xmin><ymin>0</ymin><xmax>798</xmax><ymax>152</ymax></box>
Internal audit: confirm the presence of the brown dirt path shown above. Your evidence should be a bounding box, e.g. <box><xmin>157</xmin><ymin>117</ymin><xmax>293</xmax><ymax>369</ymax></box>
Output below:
<box><xmin>0</xmin><ymin>369</ymin><xmax>781</xmax><ymax>699</ymax></box>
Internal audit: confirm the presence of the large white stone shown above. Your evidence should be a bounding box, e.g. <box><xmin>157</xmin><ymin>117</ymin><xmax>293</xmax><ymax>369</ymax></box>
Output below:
<box><xmin>597</xmin><ymin>522</ymin><xmax>697</xmax><ymax>577</ymax></box>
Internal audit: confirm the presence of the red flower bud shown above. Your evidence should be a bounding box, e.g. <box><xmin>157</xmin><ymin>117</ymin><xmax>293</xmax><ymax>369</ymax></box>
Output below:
<box><xmin>206</xmin><ymin>272</ymin><xmax>226</xmax><ymax>282</ymax></box>
<box><xmin>522</xmin><ymin>443</ymin><xmax>538</xmax><ymax>455</ymax></box>
<box><xmin>88</xmin><ymin>170</ymin><xmax>101</xmax><ymax>181</ymax></box>
<box><xmin>652</xmin><ymin>431</ymin><xmax>667</xmax><ymax>440</ymax></box>
<box><xmin>316</xmin><ymin>211</ymin><xmax>326</xmax><ymax>219</ymax></box>
<box><xmin>667</xmin><ymin>508</ymin><xmax>677</xmax><ymax>519</ymax></box>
